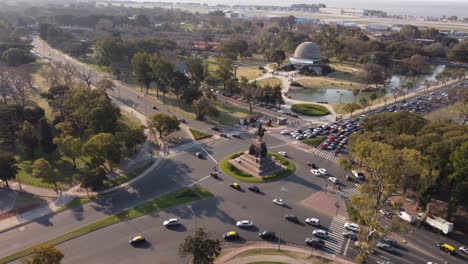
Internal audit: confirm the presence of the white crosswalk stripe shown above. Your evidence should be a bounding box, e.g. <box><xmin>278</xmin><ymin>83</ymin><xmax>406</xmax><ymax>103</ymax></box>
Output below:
<box><xmin>313</xmin><ymin>149</ymin><xmax>339</xmax><ymax>163</ymax></box>
<box><xmin>323</xmin><ymin>217</ymin><xmax>347</xmax><ymax>254</ymax></box>
<box><xmin>339</xmin><ymin>187</ymin><xmax>360</xmax><ymax>200</ymax></box>
<box><xmin>167</xmin><ymin>141</ymin><xmax>200</xmax><ymax>156</ymax></box>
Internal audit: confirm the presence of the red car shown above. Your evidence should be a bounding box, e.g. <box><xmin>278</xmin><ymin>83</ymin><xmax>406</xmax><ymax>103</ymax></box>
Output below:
<box><xmin>320</xmin><ymin>144</ymin><xmax>327</xmax><ymax>150</ymax></box>
<box><xmin>231</xmin><ymin>95</ymin><xmax>238</xmax><ymax>100</ymax></box>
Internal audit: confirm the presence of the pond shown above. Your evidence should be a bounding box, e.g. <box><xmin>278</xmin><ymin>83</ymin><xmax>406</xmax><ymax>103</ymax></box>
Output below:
<box><xmin>291</xmin><ymin>65</ymin><xmax>446</xmax><ymax>104</ymax></box>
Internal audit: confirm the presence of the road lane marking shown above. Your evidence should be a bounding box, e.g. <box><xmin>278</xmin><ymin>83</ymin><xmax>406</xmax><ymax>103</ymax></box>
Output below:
<box><xmin>268</xmin><ymin>143</ymin><xmax>289</xmax><ymax>149</ymax></box>
<box><xmin>343</xmin><ymin>238</ymin><xmax>350</xmax><ymax>256</ymax></box>
<box><xmin>201</xmin><ymin>146</ymin><xmax>218</xmax><ymax>164</ymax></box>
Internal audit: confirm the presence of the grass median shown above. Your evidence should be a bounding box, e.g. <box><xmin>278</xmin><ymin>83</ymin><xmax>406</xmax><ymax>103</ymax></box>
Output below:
<box><xmin>0</xmin><ymin>187</ymin><xmax>213</xmax><ymax>263</ymax></box>
<box><xmin>291</xmin><ymin>104</ymin><xmax>330</xmax><ymax>117</ymax></box>
<box><xmin>219</xmin><ymin>152</ymin><xmax>295</xmax><ymax>183</ymax></box>
<box><xmin>189</xmin><ymin>128</ymin><xmax>212</xmax><ymax>140</ymax></box>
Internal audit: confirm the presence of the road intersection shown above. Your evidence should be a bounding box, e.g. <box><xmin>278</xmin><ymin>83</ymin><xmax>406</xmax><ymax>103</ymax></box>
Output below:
<box><xmin>4</xmin><ymin>37</ymin><xmax>465</xmax><ymax>264</ymax></box>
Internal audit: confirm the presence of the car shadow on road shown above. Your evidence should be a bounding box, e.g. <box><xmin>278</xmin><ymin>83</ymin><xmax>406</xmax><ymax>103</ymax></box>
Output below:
<box><xmin>166</xmin><ymin>225</ymin><xmax>188</xmax><ymax>232</ymax></box>
<box><xmin>132</xmin><ymin>240</ymin><xmax>152</xmax><ymax>249</ymax></box>
<box><xmin>241</xmin><ymin>226</ymin><xmax>260</xmax><ymax>232</ymax></box>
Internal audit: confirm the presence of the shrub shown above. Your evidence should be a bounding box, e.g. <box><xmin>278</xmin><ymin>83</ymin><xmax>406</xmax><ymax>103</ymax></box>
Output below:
<box><xmin>291</xmin><ymin>104</ymin><xmax>330</xmax><ymax>117</ymax></box>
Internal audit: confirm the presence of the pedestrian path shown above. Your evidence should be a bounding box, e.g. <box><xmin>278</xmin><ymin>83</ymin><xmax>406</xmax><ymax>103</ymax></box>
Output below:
<box><xmin>167</xmin><ymin>141</ymin><xmax>200</xmax><ymax>156</ymax></box>
<box><xmin>324</xmin><ymin>217</ymin><xmax>347</xmax><ymax>254</ymax></box>
<box><xmin>314</xmin><ymin>148</ymin><xmax>339</xmax><ymax>163</ymax></box>
<box><xmin>339</xmin><ymin>187</ymin><xmax>360</xmax><ymax>200</ymax></box>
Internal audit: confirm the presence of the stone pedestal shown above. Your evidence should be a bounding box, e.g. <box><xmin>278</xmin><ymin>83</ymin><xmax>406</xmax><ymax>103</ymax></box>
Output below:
<box><xmin>229</xmin><ymin>139</ymin><xmax>283</xmax><ymax>178</ymax></box>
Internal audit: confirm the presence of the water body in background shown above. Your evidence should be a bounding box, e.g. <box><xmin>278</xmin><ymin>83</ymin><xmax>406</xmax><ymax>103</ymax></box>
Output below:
<box><xmin>128</xmin><ymin>0</ymin><xmax>468</xmax><ymax>17</ymax></box>
<box><xmin>292</xmin><ymin>65</ymin><xmax>445</xmax><ymax>104</ymax></box>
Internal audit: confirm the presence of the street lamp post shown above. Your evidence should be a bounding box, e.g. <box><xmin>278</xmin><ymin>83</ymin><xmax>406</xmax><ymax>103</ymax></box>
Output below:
<box><xmin>277</xmin><ymin>186</ymin><xmax>287</xmax><ymax>250</ymax></box>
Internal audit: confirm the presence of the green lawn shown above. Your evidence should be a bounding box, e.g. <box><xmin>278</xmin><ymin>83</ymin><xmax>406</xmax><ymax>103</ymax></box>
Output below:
<box><xmin>104</xmin><ymin>160</ymin><xmax>155</xmax><ymax>188</ymax></box>
<box><xmin>257</xmin><ymin>77</ymin><xmax>283</xmax><ymax>88</ymax></box>
<box><xmin>189</xmin><ymin>128</ymin><xmax>212</xmax><ymax>140</ymax></box>
<box><xmin>297</xmin><ymin>78</ymin><xmax>364</xmax><ymax>90</ymax></box>
<box><xmin>291</xmin><ymin>104</ymin><xmax>330</xmax><ymax>117</ymax></box>
<box><xmin>219</xmin><ymin>152</ymin><xmax>295</xmax><ymax>183</ymax></box>
<box><xmin>214</xmin><ymin>102</ymin><xmax>249</xmax><ymax>125</ymax></box>
<box><xmin>1</xmin><ymin>187</ymin><xmax>213</xmax><ymax>263</ymax></box>
<box><xmin>236</xmin><ymin>65</ymin><xmax>264</xmax><ymax>80</ymax></box>
<box><xmin>303</xmin><ymin>137</ymin><xmax>326</xmax><ymax>147</ymax></box>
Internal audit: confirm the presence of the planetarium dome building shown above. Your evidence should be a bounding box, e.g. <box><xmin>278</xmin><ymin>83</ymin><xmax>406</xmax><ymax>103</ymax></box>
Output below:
<box><xmin>288</xmin><ymin>41</ymin><xmax>323</xmax><ymax>75</ymax></box>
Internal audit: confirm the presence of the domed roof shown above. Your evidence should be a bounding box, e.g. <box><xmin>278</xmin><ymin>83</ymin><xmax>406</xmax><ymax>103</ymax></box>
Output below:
<box><xmin>293</xmin><ymin>41</ymin><xmax>321</xmax><ymax>60</ymax></box>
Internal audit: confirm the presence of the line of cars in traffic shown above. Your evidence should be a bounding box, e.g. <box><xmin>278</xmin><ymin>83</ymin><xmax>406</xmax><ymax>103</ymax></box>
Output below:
<box><xmin>280</xmin><ymin>119</ymin><xmax>362</xmax><ymax>154</ymax></box>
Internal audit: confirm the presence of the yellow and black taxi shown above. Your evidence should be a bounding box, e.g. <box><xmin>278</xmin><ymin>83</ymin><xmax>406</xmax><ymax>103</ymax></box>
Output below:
<box><xmin>437</xmin><ymin>243</ymin><xmax>455</xmax><ymax>255</ymax></box>
<box><xmin>129</xmin><ymin>235</ymin><xmax>146</xmax><ymax>245</ymax></box>
<box><xmin>223</xmin><ymin>231</ymin><xmax>239</xmax><ymax>240</ymax></box>
<box><xmin>230</xmin><ymin>182</ymin><xmax>241</xmax><ymax>190</ymax></box>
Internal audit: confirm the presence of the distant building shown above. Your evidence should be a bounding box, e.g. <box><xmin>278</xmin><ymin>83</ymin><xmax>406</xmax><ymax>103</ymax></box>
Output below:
<box><xmin>365</xmin><ymin>23</ymin><xmax>390</xmax><ymax>31</ymax></box>
<box><xmin>288</xmin><ymin>42</ymin><xmax>323</xmax><ymax>75</ymax></box>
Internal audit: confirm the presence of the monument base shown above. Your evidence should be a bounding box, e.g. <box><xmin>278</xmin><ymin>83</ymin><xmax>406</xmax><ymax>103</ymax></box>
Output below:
<box><xmin>229</xmin><ymin>151</ymin><xmax>283</xmax><ymax>178</ymax></box>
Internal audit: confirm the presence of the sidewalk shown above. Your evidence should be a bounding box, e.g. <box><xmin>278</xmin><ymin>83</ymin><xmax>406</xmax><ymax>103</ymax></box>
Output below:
<box><xmin>215</xmin><ymin>242</ymin><xmax>355</xmax><ymax>264</ymax></box>
<box><xmin>0</xmin><ymin>155</ymin><xmax>162</xmax><ymax>234</ymax></box>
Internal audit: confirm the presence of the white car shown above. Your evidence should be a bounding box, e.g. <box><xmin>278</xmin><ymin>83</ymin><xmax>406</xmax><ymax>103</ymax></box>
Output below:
<box><xmin>278</xmin><ymin>151</ymin><xmax>287</xmax><ymax>157</ymax></box>
<box><xmin>328</xmin><ymin>177</ymin><xmax>338</xmax><ymax>183</ymax></box>
<box><xmin>280</xmin><ymin>130</ymin><xmax>290</xmax><ymax>135</ymax></box>
<box><xmin>273</xmin><ymin>198</ymin><xmax>285</xmax><ymax>206</ymax></box>
<box><xmin>460</xmin><ymin>246</ymin><xmax>468</xmax><ymax>254</ymax></box>
<box><xmin>312</xmin><ymin>229</ymin><xmax>328</xmax><ymax>238</ymax></box>
<box><xmin>318</xmin><ymin>168</ymin><xmax>327</xmax><ymax>175</ymax></box>
<box><xmin>344</xmin><ymin>222</ymin><xmax>359</xmax><ymax>232</ymax></box>
<box><xmin>310</xmin><ymin>169</ymin><xmax>321</xmax><ymax>176</ymax></box>
<box><xmin>236</xmin><ymin>220</ymin><xmax>254</xmax><ymax>228</ymax></box>
<box><xmin>305</xmin><ymin>218</ymin><xmax>320</xmax><ymax>226</ymax></box>
<box><xmin>163</xmin><ymin>218</ymin><xmax>180</xmax><ymax>226</ymax></box>
<box><xmin>351</xmin><ymin>170</ymin><xmax>365</xmax><ymax>179</ymax></box>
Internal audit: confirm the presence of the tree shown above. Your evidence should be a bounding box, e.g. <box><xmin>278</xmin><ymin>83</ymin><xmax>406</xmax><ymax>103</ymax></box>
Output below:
<box><xmin>18</xmin><ymin>121</ymin><xmax>38</xmax><ymax>158</ymax></box>
<box><xmin>399</xmin><ymin>25</ymin><xmax>420</xmax><ymax>39</ymax></box>
<box><xmin>79</xmin><ymin>166</ymin><xmax>107</xmax><ymax>192</ymax></box>
<box><xmin>2</xmin><ymin>48</ymin><xmax>33</xmax><ymax>66</ymax></box>
<box><xmin>447</xmin><ymin>39</ymin><xmax>468</xmax><ymax>62</ymax></box>
<box><xmin>361</xmin><ymin>111</ymin><xmax>427</xmax><ymax>136</ymax></box>
<box><xmin>0</xmin><ymin>151</ymin><xmax>18</xmax><ymax>187</ymax></box>
<box><xmin>446</xmin><ymin>141</ymin><xmax>468</xmax><ymax>219</ymax></box>
<box><xmin>423</xmin><ymin>80</ymin><xmax>431</xmax><ymax>93</ymax></box>
<box><xmin>270</xmin><ymin>49</ymin><xmax>286</xmax><ymax>67</ymax></box>
<box><xmin>347</xmin><ymin>137</ymin><xmax>419</xmax><ymax>263</ymax></box>
<box><xmin>83</xmin><ymin>133</ymin><xmax>122</xmax><ymax>172</ymax></box>
<box><xmin>359</xmin><ymin>97</ymin><xmax>369</xmax><ymax>111</ymax></box>
<box><xmin>32</xmin><ymin>158</ymin><xmax>60</xmax><ymax>193</ymax></box>
<box><xmin>22</xmin><ymin>245</ymin><xmax>64</xmax><ymax>264</ymax></box>
<box><xmin>239</xmin><ymin>77</ymin><xmax>261</xmax><ymax>115</ymax></box>
<box><xmin>148</xmin><ymin>113</ymin><xmax>180</xmax><ymax>140</ymax></box>
<box><xmin>95</xmin><ymin>78</ymin><xmax>115</xmax><ymax>93</ymax></box>
<box><xmin>359</xmin><ymin>63</ymin><xmax>391</xmax><ymax>87</ymax></box>
<box><xmin>39</xmin><ymin>119</ymin><xmax>56</xmax><ymax>155</ymax></box>
<box><xmin>131</xmin><ymin>52</ymin><xmax>152</xmax><ymax>93</ymax></box>
<box><xmin>77</xmin><ymin>69</ymin><xmax>94</xmax><ymax>88</ymax></box>
<box><xmin>54</xmin><ymin>135</ymin><xmax>82</xmax><ymax>168</ymax></box>
<box><xmin>0</xmin><ymin>104</ymin><xmax>22</xmax><ymax>150</ymax></box>
<box><xmin>149</xmin><ymin>54</ymin><xmax>174</xmax><ymax>102</ymax></box>
<box><xmin>170</xmin><ymin>71</ymin><xmax>191</xmax><ymax>99</ymax></box>
<box><xmin>116</xmin><ymin>125</ymin><xmax>146</xmax><ymax>154</ymax></box>
<box><xmin>343</xmin><ymin>102</ymin><xmax>361</xmax><ymax>117</ymax></box>
<box><xmin>192</xmin><ymin>97</ymin><xmax>219</xmax><ymax>121</ymax></box>
<box><xmin>178</xmin><ymin>228</ymin><xmax>221</xmax><ymax>264</ymax></box>
<box><xmin>186</xmin><ymin>56</ymin><xmax>206</xmax><ymax>85</ymax></box>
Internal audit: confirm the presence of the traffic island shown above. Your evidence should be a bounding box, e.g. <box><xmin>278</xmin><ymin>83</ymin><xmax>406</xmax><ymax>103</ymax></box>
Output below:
<box><xmin>291</xmin><ymin>103</ymin><xmax>330</xmax><ymax>116</ymax></box>
<box><xmin>219</xmin><ymin>152</ymin><xmax>295</xmax><ymax>183</ymax></box>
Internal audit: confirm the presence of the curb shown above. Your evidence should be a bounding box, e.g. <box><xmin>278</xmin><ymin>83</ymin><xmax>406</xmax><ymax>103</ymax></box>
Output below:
<box><xmin>0</xmin><ymin>157</ymin><xmax>163</xmax><ymax>235</ymax></box>
<box><xmin>0</xmin><ymin>186</ymin><xmax>214</xmax><ymax>263</ymax></box>
<box><xmin>215</xmin><ymin>242</ymin><xmax>355</xmax><ymax>264</ymax></box>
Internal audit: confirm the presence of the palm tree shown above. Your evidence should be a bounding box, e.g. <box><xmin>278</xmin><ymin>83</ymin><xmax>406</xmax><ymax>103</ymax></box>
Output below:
<box><xmin>359</xmin><ymin>97</ymin><xmax>369</xmax><ymax>111</ymax></box>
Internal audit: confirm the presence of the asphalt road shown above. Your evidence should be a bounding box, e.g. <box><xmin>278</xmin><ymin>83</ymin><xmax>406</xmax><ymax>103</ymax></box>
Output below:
<box><xmin>16</xmin><ymin>37</ymin><xmax>466</xmax><ymax>264</ymax></box>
